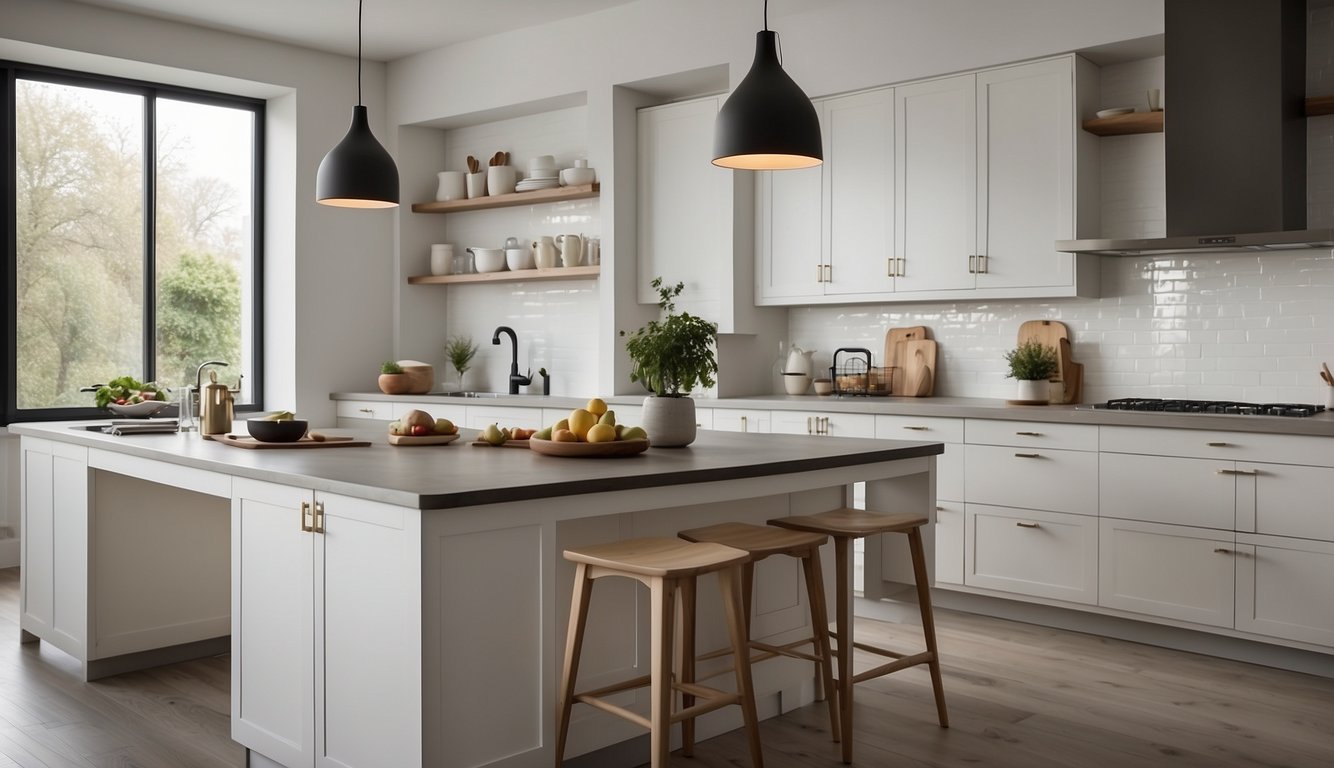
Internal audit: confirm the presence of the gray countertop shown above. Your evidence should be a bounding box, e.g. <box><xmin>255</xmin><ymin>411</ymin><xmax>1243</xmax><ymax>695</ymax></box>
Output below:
<box><xmin>330</xmin><ymin>392</ymin><xmax>1334</xmax><ymax>438</ymax></box>
<box><xmin>10</xmin><ymin>421</ymin><xmax>942</xmax><ymax>510</ymax></box>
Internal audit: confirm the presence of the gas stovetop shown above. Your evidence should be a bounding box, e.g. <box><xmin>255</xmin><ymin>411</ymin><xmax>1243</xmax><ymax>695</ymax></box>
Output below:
<box><xmin>1084</xmin><ymin>398</ymin><xmax>1326</xmax><ymax>418</ymax></box>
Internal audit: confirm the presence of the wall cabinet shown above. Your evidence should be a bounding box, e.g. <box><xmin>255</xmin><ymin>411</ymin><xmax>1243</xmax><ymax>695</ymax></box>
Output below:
<box><xmin>232</xmin><ymin>478</ymin><xmax>421</xmax><ymax>768</ymax></box>
<box><xmin>758</xmin><ymin>55</ymin><xmax>1097</xmax><ymax>306</ymax></box>
<box><xmin>637</xmin><ymin>96</ymin><xmax>755</xmax><ymax>332</ymax></box>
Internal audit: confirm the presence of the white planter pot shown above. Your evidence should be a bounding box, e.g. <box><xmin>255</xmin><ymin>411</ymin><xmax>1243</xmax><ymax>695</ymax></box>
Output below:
<box><xmin>641</xmin><ymin>396</ymin><xmax>697</xmax><ymax>448</ymax></box>
<box><xmin>1015</xmin><ymin>379</ymin><xmax>1048</xmax><ymax>402</ymax></box>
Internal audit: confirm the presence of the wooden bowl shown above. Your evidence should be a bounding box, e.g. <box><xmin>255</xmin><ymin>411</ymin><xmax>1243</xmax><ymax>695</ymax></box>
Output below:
<box><xmin>528</xmin><ymin>437</ymin><xmax>649</xmax><ymax>457</ymax></box>
<box><xmin>379</xmin><ymin>373</ymin><xmax>413</xmax><ymax>394</ymax></box>
<box><xmin>399</xmin><ymin>364</ymin><xmax>434</xmax><ymax>394</ymax></box>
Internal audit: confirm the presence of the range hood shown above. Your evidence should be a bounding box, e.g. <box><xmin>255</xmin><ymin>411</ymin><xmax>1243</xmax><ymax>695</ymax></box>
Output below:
<box><xmin>1057</xmin><ymin>0</ymin><xmax>1332</xmax><ymax>256</ymax></box>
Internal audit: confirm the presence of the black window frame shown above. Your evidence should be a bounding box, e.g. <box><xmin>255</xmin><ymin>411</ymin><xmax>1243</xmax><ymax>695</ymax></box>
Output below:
<box><xmin>2</xmin><ymin>61</ymin><xmax>265</xmax><ymax>424</ymax></box>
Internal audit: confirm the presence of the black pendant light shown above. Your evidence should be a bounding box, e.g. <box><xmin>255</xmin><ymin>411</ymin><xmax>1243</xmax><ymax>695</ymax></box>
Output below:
<box><xmin>316</xmin><ymin>0</ymin><xmax>399</xmax><ymax>208</ymax></box>
<box><xmin>713</xmin><ymin>0</ymin><xmax>822</xmax><ymax>170</ymax></box>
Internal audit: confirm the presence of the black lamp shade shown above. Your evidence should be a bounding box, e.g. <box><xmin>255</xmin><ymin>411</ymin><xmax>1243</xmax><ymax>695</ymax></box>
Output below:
<box><xmin>316</xmin><ymin>105</ymin><xmax>400</xmax><ymax>208</ymax></box>
<box><xmin>713</xmin><ymin>30</ymin><xmax>822</xmax><ymax>170</ymax></box>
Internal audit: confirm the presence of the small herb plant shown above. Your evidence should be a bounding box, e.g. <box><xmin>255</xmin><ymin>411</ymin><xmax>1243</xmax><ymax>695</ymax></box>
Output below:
<box><xmin>1004</xmin><ymin>340</ymin><xmax>1059</xmax><ymax>381</ymax></box>
<box><xmin>445</xmin><ymin>336</ymin><xmax>478</xmax><ymax>378</ymax></box>
<box><xmin>380</xmin><ymin>361</ymin><xmax>404</xmax><ymax>375</ymax></box>
<box><xmin>621</xmin><ymin>278</ymin><xmax>718</xmax><ymax>397</ymax></box>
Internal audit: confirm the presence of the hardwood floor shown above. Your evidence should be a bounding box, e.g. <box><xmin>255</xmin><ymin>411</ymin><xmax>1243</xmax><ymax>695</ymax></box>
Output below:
<box><xmin>1</xmin><ymin>566</ymin><xmax>1331</xmax><ymax>767</ymax></box>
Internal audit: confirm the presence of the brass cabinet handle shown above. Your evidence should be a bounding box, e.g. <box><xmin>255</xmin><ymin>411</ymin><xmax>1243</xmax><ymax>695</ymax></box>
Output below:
<box><xmin>313</xmin><ymin>502</ymin><xmax>326</xmax><ymax>535</ymax></box>
<box><xmin>1206</xmin><ymin>441</ymin><xmax>1231</xmax><ymax>447</ymax></box>
<box><xmin>1214</xmin><ymin>547</ymin><xmax>1232</xmax><ymax>554</ymax></box>
<box><xmin>977</xmin><ymin>253</ymin><xmax>989</xmax><ymax>273</ymax></box>
<box><xmin>1016</xmin><ymin>521</ymin><xmax>1040</xmax><ymax>529</ymax></box>
<box><xmin>358</xmin><ymin>408</ymin><xmax>373</xmax><ymax>414</ymax></box>
<box><xmin>740</xmin><ymin>415</ymin><xmax>748</xmax><ymax>432</ymax></box>
<box><xmin>301</xmin><ymin>501</ymin><xmax>313</xmax><ymax>533</ymax></box>
<box><xmin>968</xmin><ymin>254</ymin><xmax>976</xmax><ymax>274</ymax></box>
<box><xmin>887</xmin><ymin>258</ymin><xmax>895</xmax><ymax>277</ymax></box>
<box><xmin>820</xmin><ymin>416</ymin><xmax>830</xmax><ymax>435</ymax></box>
<box><xmin>1015</xmin><ymin>431</ymin><xmax>1043</xmax><ymax>437</ymax></box>
<box><xmin>903</xmin><ymin>425</ymin><xmax>929</xmax><ymax>431</ymax></box>
<box><xmin>1216</xmin><ymin>468</ymin><xmax>1258</xmax><ymax>476</ymax></box>
<box><xmin>806</xmin><ymin>416</ymin><xmax>813</xmax><ymax>434</ymax></box>
<box><xmin>823</xmin><ymin>264</ymin><xmax>832</xmax><ymax>283</ymax></box>
<box><xmin>816</xmin><ymin>263</ymin><xmax>824</xmax><ymax>283</ymax></box>
<box><xmin>1014</xmin><ymin>452</ymin><xmax>1041</xmax><ymax>458</ymax></box>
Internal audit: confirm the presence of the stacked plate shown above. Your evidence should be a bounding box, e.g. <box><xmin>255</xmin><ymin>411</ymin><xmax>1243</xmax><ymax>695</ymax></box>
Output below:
<box><xmin>516</xmin><ymin>173</ymin><xmax>560</xmax><ymax>192</ymax></box>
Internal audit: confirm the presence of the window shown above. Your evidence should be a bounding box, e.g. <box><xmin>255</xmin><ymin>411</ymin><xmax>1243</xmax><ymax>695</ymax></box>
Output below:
<box><xmin>3</xmin><ymin>63</ymin><xmax>263</xmax><ymax>423</ymax></box>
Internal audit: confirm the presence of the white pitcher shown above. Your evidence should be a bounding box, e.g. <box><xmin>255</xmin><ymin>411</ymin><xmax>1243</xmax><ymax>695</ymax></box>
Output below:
<box><xmin>785</xmin><ymin>346</ymin><xmax>814</xmax><ymax>376</ymax></box>
<box><xmin>555</xmin><ymin>234</ymin><xmax>583</xmax><ymax>267</ymax></box>
<box><xmin>532</xmin><ymin>236</ymin><xmax>557</xmax><ymax>269</ymax></box>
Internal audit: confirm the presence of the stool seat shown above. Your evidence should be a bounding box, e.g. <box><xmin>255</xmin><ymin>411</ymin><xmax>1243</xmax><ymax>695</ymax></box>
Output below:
<box><xmin>679</xmin><ymin>521</ymin><xmax>827</xmax><ymax>559</ymax></box>
<box><xmin>771</xmin><ymin>507</ymin><xmax>928</xmax><ymax>537</ymax></box>
<box><xmin>564</xmin><ymin>536</ymin><xmax>749</xmax><ymax>578</ymax></box>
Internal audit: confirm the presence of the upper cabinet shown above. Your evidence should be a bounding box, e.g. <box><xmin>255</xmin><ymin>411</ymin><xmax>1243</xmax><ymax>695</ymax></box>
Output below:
<box><xmin>758</xmin><ymin>55</ymin><xmax>1099</xmax><ymax>306</ymax></box>
<box><xmin>637</xmin><ymin>95</ymin><xmax>756</xmax><ymax>333</ymax></box>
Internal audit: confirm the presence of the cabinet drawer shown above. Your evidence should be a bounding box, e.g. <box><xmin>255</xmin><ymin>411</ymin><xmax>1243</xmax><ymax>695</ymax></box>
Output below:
<box><xmin>876</xmin><ymin>414</ymin><xmax>963</xmax><ymax>443</ymax></box>
<box><xmin>1100</xmin><ymin>425</ymin><xmax>1334</xmax><ymax>467</ymax></box>
<box><xmin>1242</xmin><ymin>462</ymin><xmax>1334</xmax><ymax>540</ymax></box>
<box><xmin>1099</xmin><ymin>518</ymin><xmax>1235</xmax><ymax>628</ymax></box>
<box><xmin>1236</xmin><ymin>534</ymin><xmax>1334</xmax><ymax>647</ymax></box>
<box><xmin>964</xmin><ymin>504</ymin><xmax>1097</xmax><ymax>604</ymax></box>
<box><xmin>465</xmin><ymin>406</ymin><xmax>543</xmax><ymax>431</ymax></box>
<box><xmin>965</xmin><ymin>419</ymin><xmax>1097</xmax><ymax>451</ymax></box>
<box><xmin>1100</xmin><ymin>453</ymin><xmax>1236</xmax><ymax>529</ymax></box>
<box><xmin>964</xmin><ymin>444</ymin><xmax>1097</xmax><ymax>515</ymax></box>
<box><xmin>334</xmin><ymin>400</ymin><xmax>392</xmax><ymax>421</ymax></box>
<box><xmin>770</xmin><ymin>411</ymin><xmax>875</xmax><ymax>438</ymax></box>
<box><xmin>711</xmin><ymin>409</ymin><xmax>769</xmax><ymax>434</ymax></box>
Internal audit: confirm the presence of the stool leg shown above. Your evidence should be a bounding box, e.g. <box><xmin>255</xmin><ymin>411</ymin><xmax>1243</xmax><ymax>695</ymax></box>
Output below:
<box><xmin>649</xmin><ymin>575</ymin><xmax>676</xmax><ymax>768</ymax></box>
<box><xmin>556</xmin><ymin>563</ymin><xmax>594</xmax><ymax>767</ymax></box>
<box><xmin>719</xmin><ymin>565</ymin><xmax>764</xmax><ymax>768</ymax></box>
<box><xmin>741</xmin><ymin>560</ymin><xmax>756</xmax><ymax>638</ymax></box>
<box><xmin>801</xmin><ymin>548</ymin><xmax>841</xmax><ymax>743</ymax></box>
<box><xmin>832</xmin><ymin>535</ymin><xmax>854</xmax><ymax>764</ymax></box>
<box><xmin>680</xmin><ymin>574</ymin><xmax>697</xmax><ymax>757</ymax></box>
<box><xmin>908</xmin><ymin>526</ymin><xmax>949</xmax><ymax>728</ymax></box>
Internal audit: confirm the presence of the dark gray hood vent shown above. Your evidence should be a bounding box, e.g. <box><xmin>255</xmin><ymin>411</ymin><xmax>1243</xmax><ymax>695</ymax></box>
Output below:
<box><xmin>1058</xmin><ymin>0</ymin><xmax>1325</xmax><ymax>256</ymax></box>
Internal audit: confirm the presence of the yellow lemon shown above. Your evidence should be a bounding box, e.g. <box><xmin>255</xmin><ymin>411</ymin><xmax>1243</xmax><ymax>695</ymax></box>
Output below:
<box><xmin>568</xmin><ymin>409</ymin><xmax>597</xmax><ymax>440</ymax></box>
<box><xmin>586</xmin><ymin>423</ymin><xmax>616</xmax><ymax>443</ymax></box>
<box><xmin>586</xmin><ymin>398</ymin><xmax>608</xmax><ymax>417</ymax></box>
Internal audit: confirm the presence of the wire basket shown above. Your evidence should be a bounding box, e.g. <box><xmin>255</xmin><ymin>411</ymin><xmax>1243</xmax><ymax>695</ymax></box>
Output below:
<box><xmin>831</xmin><ymin>348</ymin><xmax>892</xmax><ymax>396</ymax></box>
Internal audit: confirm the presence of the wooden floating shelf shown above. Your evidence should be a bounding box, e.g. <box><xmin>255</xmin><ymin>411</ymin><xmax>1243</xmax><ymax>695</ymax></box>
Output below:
<box><xmin>410</xmin><ymin>183</ymin><xmax>599</xmax><ymax>214</ymax></box>
<box><xmin>408</xmin><ymin>265</ymin><xmax>600</xmax><ymax>286</ymax></box>
<box><xmin>1081</xmin><ymin>110</ymin><xmax>1163</xmax><ymax>136</ymax></box>
<box><xmin>1306</xmin><ymin>95</ymin><xmax>1334</xmax><ymax>117</ymax></box>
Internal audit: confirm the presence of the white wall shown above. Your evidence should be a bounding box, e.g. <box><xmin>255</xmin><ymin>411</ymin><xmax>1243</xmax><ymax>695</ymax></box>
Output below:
<box><xmin>0</xmin><ymin>0</ymin><xmax>396</xmax><ymax>425</ymax></box>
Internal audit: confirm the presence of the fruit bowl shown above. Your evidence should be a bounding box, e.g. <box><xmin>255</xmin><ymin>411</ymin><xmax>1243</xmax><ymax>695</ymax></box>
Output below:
<box><xmin>246</xmin><ymin>419</ymin><xmax>309</xmax><ymax>443</ymax></box>
<box><xmin>528</xmin><ymin>437</ymin><xmax>649</xmax><ymax>457</ymax></box>
<box><xmin>107</xmin><ymin>400</ymin><xmax>172</xmax><ymax>418</ymax></box>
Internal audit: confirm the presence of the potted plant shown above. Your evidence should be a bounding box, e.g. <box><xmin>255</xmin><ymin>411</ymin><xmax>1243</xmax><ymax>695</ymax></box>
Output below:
<box><xmin>378</xmin><ymin>361</ymin><xmax>413</xmax><ymax>395</ymax></box>
<box><xmin>1004</xmin><ymin>339</ymin><xmax>1059</xmax><ymax>402</ymax></box>
<box><xmin>444</xmin><ymin>335</ymin><xmax>478</xmax><ymax>392</ymax></box>
<box><xmin>621</xmin><ymin>278</ymin><xmax>718</xmax><ymax>447</ymax></box>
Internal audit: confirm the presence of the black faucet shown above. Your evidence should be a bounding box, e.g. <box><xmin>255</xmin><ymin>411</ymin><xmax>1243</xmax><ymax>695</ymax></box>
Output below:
<box><xmin>492</xmin><ymin>326</ymin><xmax>531</xmax><ymax>395</ymax></box>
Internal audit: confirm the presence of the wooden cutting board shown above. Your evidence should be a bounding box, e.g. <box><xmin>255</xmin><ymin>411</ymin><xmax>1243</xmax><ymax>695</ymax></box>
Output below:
<box><xmin>885</xmin><ymin>326</ymin><xmax>928</xmax><ymax>395</ymax></box>
<box><xmin>902</xmin><ymin>339</ymin><xmax>937</xmax><ymax>397</ymax></box>
<box><xmin>207</xmin><ymin>433</ymin><xmax>372</xmax><ymax>449</ymax></box>
<box><xmin>1017</xmin><ymin>320</ymin><xmax>1069</xmax><ymax>381</ymax></box>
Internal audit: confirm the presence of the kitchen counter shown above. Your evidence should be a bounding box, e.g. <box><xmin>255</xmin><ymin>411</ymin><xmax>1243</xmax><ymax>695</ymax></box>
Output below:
<box><xmin>330</xmin><ymin>391</ymin><xmax>1334</xmax><ymax>437</ymax></box>
<box><xmin>12</xmin><ymin>420</ymin><xmax>940</xmax><ymax>768</ymax></box>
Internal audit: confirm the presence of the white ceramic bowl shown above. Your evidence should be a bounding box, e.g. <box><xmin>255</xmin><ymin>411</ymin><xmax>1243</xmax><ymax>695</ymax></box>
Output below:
<box><xmin>468</xmin><ymin>247</ymin><xmax>507</xmax><ymax>273</ymax></box>
<box><xmin>505</xmin><ymin>247</ymin><xmax>533</xmax><ymax>271</ymax></box>
<box><xmin>559</xmin><ymin>167</ymin><xmax>596</xmax><ymax>186</ymax></box>
<box><xmin>107</xmin><ymin>400</ymin><xmax>172</xmax><ymax>418</ymax></box>
<box><xmin>812</xmin><ymin>378</ymin><xmax>834</xmax><ymax>396</ymax></box>
<box><xmin>529</xmin><ymin>155</ymin><xmax>555</xmax><ymax>171</ymax></box>
<box><xmin>783</xmin><ymin>373</ymin><xmax>812</xmax><ymax>396</ymax></box>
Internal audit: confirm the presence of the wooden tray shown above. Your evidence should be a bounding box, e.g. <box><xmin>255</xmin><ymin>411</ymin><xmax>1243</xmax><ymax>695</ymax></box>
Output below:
<box><xmin>387</xmin><ymin>433</ymin><xmax>460</xmax><ymax>446</ymax></box>
<box><xmin>1005</xmin><ymin>399</ymin><xmax>1051</xmax><ymax>406</ymax></box>
<box><xmin>208</xmin><ymin>433</ymin><xmax>372</xmax><ymax>449</ymax></box>
<box><xmin>471</xmin><ymin>439</ymin><xmax>531</xmax><ymax>449</ymax></box>
<box><xmin>528</xmin><ymin>437</ymin><xmax>649</xmax><ymax>458</ymax></box>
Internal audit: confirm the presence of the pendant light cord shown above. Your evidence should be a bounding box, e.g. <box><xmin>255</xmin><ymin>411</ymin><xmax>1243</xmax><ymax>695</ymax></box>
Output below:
<box><xmin>763</xmin><ymin>0</ymin><xmax>769</xmax><ymax>30</ymax></box>
<box><xmin>762</xmin><ymin>0</ymin><xmax>783</xmax><ymax>66</ymax></box>
<box><xmin>357</xmin><ymin>0</ymin><xmax>364</xmax><ymax>106</ymax></box>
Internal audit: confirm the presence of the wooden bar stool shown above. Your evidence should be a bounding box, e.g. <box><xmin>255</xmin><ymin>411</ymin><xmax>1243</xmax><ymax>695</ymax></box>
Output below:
<box><xmin>676</xmin><ymin>522</ymin><xmax>841</xmax><ymax>752</ymax></box>
<box><xmin>555</xmin><ymin>537</ymin><xmax>764</xmax><ymax>768</ymax></box>
<box><xmin>769</xmin><ymin>508</ymin><xmax>948</xmax><ymax>764</ymax></box>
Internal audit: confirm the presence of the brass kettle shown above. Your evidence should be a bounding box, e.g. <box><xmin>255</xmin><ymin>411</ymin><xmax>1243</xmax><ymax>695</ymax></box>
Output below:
<box><xmin>200</xmin><ymin>369</ymin><xmax>234</xmax><ymax>436</ymax></box>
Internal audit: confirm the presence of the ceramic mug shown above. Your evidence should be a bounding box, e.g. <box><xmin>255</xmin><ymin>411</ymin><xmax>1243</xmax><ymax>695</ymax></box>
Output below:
<box><xmin>465</xmin><ymin>171</ymin><xmax>487</xmax><ymax>198</ymax></box>
<box><xmin>487</xmin><ymin>166</ymin><xmax>516</xmax><ymax>196</ymax></box>
<box><xmin>436</xmin><ymin>171</ymin><xmax>466</xmax><ymax>201</ymax></box>
<box><xmin>556</xmin><ymin>234</ymin><xmax>582</xmax><ymax>267</ymax></box>
<box><xmin>532</xmin><ymin>236</ymin><xmax>557</xmax><ymax>269</ymax></box>
<box><xmin>430</xmin><ymin>244</ymin><xmax>454</xmax><ymax>275</ymax></box>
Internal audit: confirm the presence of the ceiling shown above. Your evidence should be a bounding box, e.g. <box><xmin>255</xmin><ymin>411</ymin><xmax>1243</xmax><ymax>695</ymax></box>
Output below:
<box><xmin>68</xmin><ymin>0</ymin><xmax>643</xmax><ymax>61</ymax></box>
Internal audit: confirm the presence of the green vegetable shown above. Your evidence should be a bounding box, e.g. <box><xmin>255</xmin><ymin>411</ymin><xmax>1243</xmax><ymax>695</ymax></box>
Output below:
<box><xmin>381</xmin><ymin>361</ymin><xmax>404</xmax><ymax>374</ymax></box>
<box><xmin>94</xmin><ymin>376</ymin><xmax>166</xmax><ymax>409</ymax></box>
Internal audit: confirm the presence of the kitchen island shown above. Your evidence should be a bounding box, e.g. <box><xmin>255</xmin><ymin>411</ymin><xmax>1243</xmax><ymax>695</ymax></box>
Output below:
<box><xmin>11</xmin><ymin>421</ymin><xmax>941</xmax><ymax>768</ymax></box>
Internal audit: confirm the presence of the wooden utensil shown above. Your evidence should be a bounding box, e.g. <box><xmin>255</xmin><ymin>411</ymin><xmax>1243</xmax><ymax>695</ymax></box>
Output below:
<box><xmin>502</xmin><ymin>151</ymin><xmax>510</xmax><ymax>166</ymax></box>
<box><xmin>884</xmin><ymin>326</ymin><xmax>928</xmax><ymax>394</ymax></box>
<box><xmin>1323</xmin><ymin>362</ymin><xmax>1333</xmax><ymax>385</ymax></box>
<box><xmin>902</xmin><ymin>339</ymin><xmax>937</xmax><ymax>397</ymax></box>
<box><xmin>467</xmin><ymin>155</ymin><xmax>479</xmax><ymax>173</ymax></box>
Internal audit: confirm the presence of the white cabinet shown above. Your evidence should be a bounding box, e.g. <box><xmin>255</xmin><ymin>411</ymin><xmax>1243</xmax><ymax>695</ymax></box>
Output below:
<box><xmin>769</xmin><ymin>410</ymin><xmax>876</xmax><ymax>438</ymax></box>
<box><xmin>232</xmin><ymin>478</ymin><xmax>421</xmax><ymax>768</ymax></box>
<box><xmin>464</xmin><ymin>405</ymin><xmax>543</xmax><ymax>431</ymax></box>
<box><xmin>710</xmin><ymin>408</ymin><xmax>769</xmax><ymax>433</ymax></box>
<box><xmin>876</xmin><ymin>414</ymin><xmax>965</xmax><ymax>585</ymax></box>
<box><xmin>19</xmin><ymin>438</ymin><xmax>88</xmax><ymax>658</ymax></box>
<box><xmin>756</xmin><ymin>164</ymin><xmax>822</xmax><ymax>301</ymax></box>
<box><xmin>965</xmin><ymin>503</ymin><xmax>1098</xmax><ymax>604</ymax></box>
<box><xmin>335</xmin><ymin>399</ymin><xmax>393</xmax><ymax>424</ymax></box>
<box><xmin>392</xmin><ymin>401</ymin><xmax>467</xmax><ymax>427</ymax></box>
<box><xmin>1098</xmin><ymin>518</ymin><xmax>1236</xmax><ymax>627</ymax></box>
<box><xmin>637</xmin><ymin>96</ymin><xmax>755</xmax><ymax>332</ymax></box>
<box><xmin>1235</xmin><ymin>534</ymin><xmax>1334</xmax><ymax>647</ymax></box>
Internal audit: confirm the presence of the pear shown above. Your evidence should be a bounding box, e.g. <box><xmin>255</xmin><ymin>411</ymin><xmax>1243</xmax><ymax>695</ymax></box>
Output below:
<box><xmin>598</xmin><ymin>410</ymin><xmax>616</xmax><ymax>427</ymax></box>
<box><xmin>621</xmin><ymin>426</ymin><xmax>648</xmax><ymax>441</ymax></box>
<box><xmin>535</xmin><ymin>426</ymin><xmax>553</xmax><ymax>440</ymax></box>
<box><xmin>481</xmin><ymin>423</ymin><xmax>508</xmax><ymax>446</ymax></box>
<box><xmin>553</xmin><ymin>418</ymin><xmax>570</xmax><ymax>432</ymax></box>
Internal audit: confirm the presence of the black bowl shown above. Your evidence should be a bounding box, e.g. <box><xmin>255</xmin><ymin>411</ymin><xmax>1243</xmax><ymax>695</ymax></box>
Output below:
<box><xmin>246</xmin><ymin>419</ymin><xmax>309</xmax><ymax>443</ymax></box>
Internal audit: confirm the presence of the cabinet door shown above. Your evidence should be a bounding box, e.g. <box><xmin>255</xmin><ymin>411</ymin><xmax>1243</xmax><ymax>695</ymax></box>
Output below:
<box><xmin>20</xmin><ymin>439</ymin><xmax>89</xmax><ymax>659</ymax></box>
<box><xmin>1241</xmin><ymin>462</ymin><xmax>1334</xmax><ymax>540</ymax></box>
<box><xmin>757</xmin><ymin>165</ymin><xmax>823</xmax><ymax>302</ymax></box>
<box><xmin>315</xmin><ymin>495</ymin><xmax>421</xmax><ymax>768</ymax></box>
<box><xmin>934</xmin><ymin>501</ymin><xmax>964</xmax><ymax>585</ymax></box>
<box><xmin>965</xmin><ymin>503</ymin><xmax>1097</xmax><ymax>604</ymax></box>
<box><xmin>894</xmin><ymin>74</ymin><xmax>976</xmax><ymax>293</ymax></box>
<box><xmin>232</xmin><ymin>479</ymin><xmax>315</xmax><ymax>768</ymax></box>
<box><xmin>975</xmin><ymin>58</ymin><xmax>1075</xmax><ymax>290</ymax></box>
<box><xmin>1099</xmin><ymin>453</ymin><xmax>1237</xmax><ymax>529</ymax></box>
<box><xmin>335</xmin><ymin>400</ymin><xmax>393</xmax><ymax>422</ymax></box>
<box><xmin>711</xmin><ymin>408</ymin><xmax>769</xmax><ymax>433</ymax></box>
<box><xmin>822</xmin><ymin>88</ymin><xmax>896</xmax><ymax>297</ymax></box>
<box><xmin>637</xmin><ymin>96</ymin><xmax>728</xmax><ymax>324</ymax></box>
<box><xmin>1099</xmin><ymin>518</ymin><xmax>1235</xmax><ymax>628</ymax></box>
<box><xmin>1235</xmin><ymin>534</ymin><xmax>1334</xmax><ymax>647</ymax></box>
<box><xmin>465</xmin><ymin>405</ymin><xmax>543</xmax><ymax>431</ymax></box>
